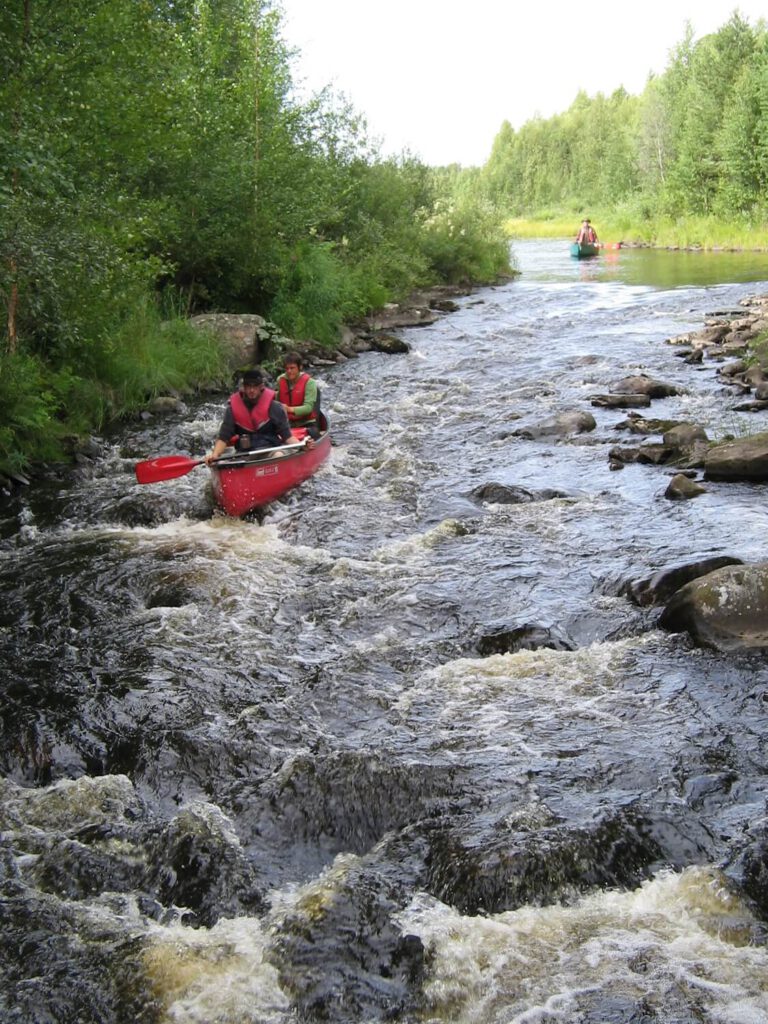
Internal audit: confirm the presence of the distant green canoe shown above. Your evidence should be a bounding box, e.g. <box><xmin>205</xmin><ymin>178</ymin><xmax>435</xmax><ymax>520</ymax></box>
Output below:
<box><xmin>570</xmin><ymin>241</ymin><xmax>600</xmax><ymax>258</ymax></box>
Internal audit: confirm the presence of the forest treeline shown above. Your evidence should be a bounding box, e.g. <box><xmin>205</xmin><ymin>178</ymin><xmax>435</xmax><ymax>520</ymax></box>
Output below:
<box><xmin>0</xmin><ymin>0</ymin><xmax>510</xmax><ymax>474</ymax></box>
<box><xmin>479</xmin><ymin>12</ymin><xmax>768</xmax><ymax>234</ymax></box>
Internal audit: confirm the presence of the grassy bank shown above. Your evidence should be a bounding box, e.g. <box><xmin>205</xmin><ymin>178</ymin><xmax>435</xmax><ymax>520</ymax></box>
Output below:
<box><xmin>0</xmin><ymin>303</ymin><xmax>229</xmax><ymax>479</ymax></box>
<box><xmin>505</xmin><ymin>211</ymin><xmax>768</xmax><ymax>250</ymax></box>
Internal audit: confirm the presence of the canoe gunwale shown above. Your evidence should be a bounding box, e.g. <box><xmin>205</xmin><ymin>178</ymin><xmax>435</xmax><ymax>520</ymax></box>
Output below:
<box><xmin>209</xmin><ymin>431</ymin><xmax>331</xmax><ymax>516</ymax></box>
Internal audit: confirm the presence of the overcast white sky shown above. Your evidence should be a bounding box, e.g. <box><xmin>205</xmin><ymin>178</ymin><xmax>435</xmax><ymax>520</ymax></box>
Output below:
<box><xmin>278</xmin><ymin>0</ymin><xmax>767</xmax><ymax>167</ymax></box>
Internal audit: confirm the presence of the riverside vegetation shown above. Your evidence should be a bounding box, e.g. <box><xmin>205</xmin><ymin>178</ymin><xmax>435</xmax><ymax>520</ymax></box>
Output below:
<box><xmin>0</xmin><ymin>0</ymin><xmax>511</xmax><ymax>477</ymax></box>
<box><xmin>4</xmin><ymin>4</ymin><xmax>768</xmax><ymax>478</ymax></box>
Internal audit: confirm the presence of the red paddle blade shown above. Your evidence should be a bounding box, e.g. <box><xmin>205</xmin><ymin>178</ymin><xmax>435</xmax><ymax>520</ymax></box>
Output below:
<box><xmin>134</xmin><ymin>455</ymin><xmax>203</xmax><ymax>484</ymax></box>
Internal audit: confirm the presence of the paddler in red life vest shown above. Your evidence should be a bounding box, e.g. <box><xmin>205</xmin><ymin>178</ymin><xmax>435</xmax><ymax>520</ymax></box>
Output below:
<box><xmin>575</xmin><ymin>218</ymin><xmax>599</xmax><ymax>244</ymax></box>
<box><xmin>276</xmin><ymin>352</ymin><xmax>320</xmax><ymax>439</ymax></box>
<box><xmin>204</xmin><ymin>368</ymin><xmax>313</xmax><ymax>463</ymax></box>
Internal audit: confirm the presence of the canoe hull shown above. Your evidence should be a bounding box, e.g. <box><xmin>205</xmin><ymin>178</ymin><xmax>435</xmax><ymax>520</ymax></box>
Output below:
<box><xmin>570</xmin><ymin>242</ymin><xmax>600</xmax><ymax>258</ymax></box>
<box><xmin>209</xmin><ymin>432</ymin><xmax>331</xmax><ymax>516</ymax></box>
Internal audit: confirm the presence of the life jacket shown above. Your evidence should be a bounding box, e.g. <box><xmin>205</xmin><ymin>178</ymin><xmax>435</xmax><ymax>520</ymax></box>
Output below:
<box><xmin>229</xmin><ymin>388</ymin><xmax>277</xmax><ymax>445</ymax></box>
<box><xmin>278</xmin><ymin>372</ymin><xmax>316</xmax><ymax>424</ymax></box>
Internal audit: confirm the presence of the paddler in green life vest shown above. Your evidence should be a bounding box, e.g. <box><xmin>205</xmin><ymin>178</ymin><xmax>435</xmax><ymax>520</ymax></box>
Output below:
<box><xmin>277</xmin><ymin>352</ymin><xmax>320</xmax><ymax>439</ymax></box>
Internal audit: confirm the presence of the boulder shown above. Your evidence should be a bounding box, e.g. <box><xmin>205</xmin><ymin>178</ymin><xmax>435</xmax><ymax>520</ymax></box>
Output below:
<box><xmin>517</xmin><ymin>410</ymin><xmax>596</xmax><ymax>439</ymax></box>
<box><xmin>620</xmin><ymin>555</ymin><xmax>743</xmax><ymax>607</ymax></box>
<box><xmin>664</xmin><ymin>473</ymin><xmax>707</xmax><ymax>500</ymax></box>
<box><xmin>189</xmin><ymin>312</ymin><xmax>269</xmax><ymax>368</ymax></box>
<box><xmin>704</xmin><ymin>431</ymin><xmax>768</xmax><ymax>480</ymax></box>
<box><xmin>658</xmin><ymin>562</ymin><xmax>768</xmax><ymax>651</ymax></box>
<box><xmin>146</xmin><ymin>396</ymin><xmax>187</xmax><ymax>416</ymax></box>
<box><xmin>370</xmin><ymin>334</ymin><xmax>410</xmax><ymax>354</ymax></box>
<box><xmin>610</xmin><ymin>375</ymin><xmax>682</xmax><ymax>398</ymax></box>
<box><xmin>475</xmin><ymin>623</ymin><xmax>575</xmax><ymax>655</ymax></box>
<box><xmin>591</xmin><ymin>393</ymin><xmax>651</xmax><ymax>409</ymax></box>
<box><xmin>662</xmin><ymin>423</ymin><xmax>709</xmax><ymax>449</ymax></box>
<box><xmin>719</xmin><ymin>360</ymin><xmax>748</xmax><ymax>378</ymax></box>
<box><xmin>613</xmin><ymin>415</ymin><xmax>678</xmax><ymax>436</ymax></box>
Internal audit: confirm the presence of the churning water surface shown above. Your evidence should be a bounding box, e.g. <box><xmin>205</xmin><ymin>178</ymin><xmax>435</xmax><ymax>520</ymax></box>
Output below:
<box><xmin>2</xmin><ymin>239</ymin><xmax>768</xmax><ymax>1023</ymax></box>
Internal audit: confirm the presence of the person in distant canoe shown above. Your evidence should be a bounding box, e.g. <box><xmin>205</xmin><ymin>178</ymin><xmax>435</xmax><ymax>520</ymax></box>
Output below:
<box><xmin>276</xmin><ymin>351</ymin><xmax>320</xmax><ymax>438</ymax></box>
<box><xmin>205</xmin><ymin>368</ymin><xmax>311</xmax><ymax>463</ymax></box>
<box><xmin>576</xmin><ymin>218</ymin><xmax>599</xmax><ymax>245</ymax></box>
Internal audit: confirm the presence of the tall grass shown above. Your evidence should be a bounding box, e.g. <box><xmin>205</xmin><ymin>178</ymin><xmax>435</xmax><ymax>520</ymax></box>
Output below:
<box><xmin>0</xmin><ymin>299</ymin><xmax>229</xmax><ymax>475</ymax></box>
<box><xmin>505</xmin><ymin>208</ymin><xmax>768</xmax><ymax>250</ymax></box>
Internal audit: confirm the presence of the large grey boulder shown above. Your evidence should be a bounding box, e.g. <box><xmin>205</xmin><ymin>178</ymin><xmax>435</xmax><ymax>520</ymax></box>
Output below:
<box><xmin>610</xmin><ymin>375</ymin><xmax>682</xmax><ymax>398</ymax></box>
<box><xmin>658</xmin><ymin>562</ymin><xmax>768</xmax><ymax>651</ymax></box>
<box><xmin>704</xmin><ymin>431</ymin><xmax>768</xmax><ymax>480</ymax></box>
<box><xmin>517</xmin><ymin>410</ymin><xmax>596</xmax><ymax>439</ymax></box>
<box><xmin>621</xmin><ymin>556</ymin><xmax>742</xmax><ymax>607</ymax></box>
<box><xmin>189</xmin><ymin>313</ymin><xmax>271</xmax><ymax>369</ymax></box>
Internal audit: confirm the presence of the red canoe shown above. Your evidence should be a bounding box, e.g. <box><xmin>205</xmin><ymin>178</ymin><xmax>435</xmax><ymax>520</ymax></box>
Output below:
<box><xmin>209</xmin><ymin>430</ymin><xmax>331</xmax><ymax>516</ymax></box>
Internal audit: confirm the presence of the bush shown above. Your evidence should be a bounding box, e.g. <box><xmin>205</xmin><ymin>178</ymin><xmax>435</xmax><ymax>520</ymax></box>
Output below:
<box><xmin>421</xmin><ymin>198</ymin><xmax>513</xmax><ymax>284</ymax></box>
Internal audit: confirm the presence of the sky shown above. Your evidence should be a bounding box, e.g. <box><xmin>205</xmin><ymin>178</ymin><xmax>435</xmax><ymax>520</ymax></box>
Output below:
<box><xmin>278</xmin><ymin>0</ymin><xmax>767</xmax><ymax>167</ymax></box>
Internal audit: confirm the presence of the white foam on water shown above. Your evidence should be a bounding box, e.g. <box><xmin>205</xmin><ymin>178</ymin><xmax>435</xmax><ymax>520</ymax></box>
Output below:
<box><xmin>144</xmin><ymin>915</ymin><xmax>290</xmax><ymax>1024</ymax></box>
<box><xmin>394</xmin><ymin>635</ymin><xmax>649</xmax><ymax>717</ymax></box>
<box><xmin>396</xmin><ymin>867</ymin><xmax>768</xmax><ymax>1024</ymax></box>
<box><xmin>0</xmin><ymin>773</ymin><xmax>141</xmax><ymax>833</ymax></box>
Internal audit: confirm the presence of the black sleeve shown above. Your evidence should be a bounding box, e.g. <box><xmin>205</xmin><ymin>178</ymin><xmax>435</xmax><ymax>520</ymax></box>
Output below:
<box><xmin>216</xmin><ymin>405</ymin><xmax>236</xmax><ymax>443</ymax></box>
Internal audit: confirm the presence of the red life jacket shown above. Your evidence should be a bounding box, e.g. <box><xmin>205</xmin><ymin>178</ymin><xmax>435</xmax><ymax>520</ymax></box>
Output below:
<box><xmin>278</xmin><ymin>372</ymin><xmax>312</xmax><ymax>423</ymax></box>
<box><xmin>229</xmin><ymin>387</ymin><xmax>275</xmax><ymax>434</ymax></box>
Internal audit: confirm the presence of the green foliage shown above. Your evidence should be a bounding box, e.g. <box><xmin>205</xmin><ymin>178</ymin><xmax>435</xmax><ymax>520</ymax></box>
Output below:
<box><xmin>0</xmin><ymin>0</ymin><xmax>516</xmax><ymax>471</ymax></box>
<box><xmin>421</xmin><ymin>196</ymin><xmax>512</xmax><ymax>284</ymax></box>
<box><xmin>0</xmin><ymin>352</ymin><xmax>70</xmax><ymax>473</ymax></box>
<box><xmin>269</xmin><ymin>240</ymin><xmax>354</xmax><ymax>346</ymax></box>
<box><xmin>480</xmin><ymin>12</ymin><xmax>768</xmax><ymax>230</ymax></box>
<box><xmin>0</xmin><ymin>305</ymin><xmax>228</xmax><ymax>475</ymax></box>
<box><xmin>87</xmin><ymin>299</ymin><xmax>229</xmax><ymax>410</ymax></box>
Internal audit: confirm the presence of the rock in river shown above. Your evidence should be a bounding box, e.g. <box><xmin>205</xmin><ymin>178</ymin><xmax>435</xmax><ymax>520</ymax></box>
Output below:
<box><xmin>658</xmin><ymin>561</ymin><xmax>768</xmax><ymax>651</ymax></box>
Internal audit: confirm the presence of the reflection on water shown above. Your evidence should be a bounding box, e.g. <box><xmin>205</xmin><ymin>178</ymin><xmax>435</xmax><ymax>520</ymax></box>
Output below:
<box><xmin>519</xmin><ymin>237</ymin><xmax>768</xmax><ymax>289</ymax></box>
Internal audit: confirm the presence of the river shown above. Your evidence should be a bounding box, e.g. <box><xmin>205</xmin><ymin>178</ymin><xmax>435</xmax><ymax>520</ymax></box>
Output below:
<box><xmin>2</xmin><ymin>238</ymin><xmax>768</xmax><ymax>1023</ymax></box>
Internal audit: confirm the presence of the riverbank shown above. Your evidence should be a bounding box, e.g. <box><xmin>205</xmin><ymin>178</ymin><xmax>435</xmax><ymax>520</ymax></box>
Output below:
<box><xmin>506</xmin><ymin>214</ymin><xmax>768</xmax><ymax>252</ymax></box>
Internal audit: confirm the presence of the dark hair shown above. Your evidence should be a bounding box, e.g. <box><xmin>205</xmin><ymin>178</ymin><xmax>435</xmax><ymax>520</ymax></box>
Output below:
<box><xmin>241</xmin><ymin>368</ymin><xmax>264</xmax><ymax>386</ymax></box>
<box><xmin>283</xmin><ymin>351</ymin><xmax>303</xmax><ymax>368</ymax></box>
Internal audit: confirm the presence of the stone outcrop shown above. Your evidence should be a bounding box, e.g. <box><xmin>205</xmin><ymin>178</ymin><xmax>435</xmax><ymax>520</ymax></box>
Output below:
<box><xmin>188</xmin><ymin>312</ymin><xmax>277</xmax><ymax>370</ymax></box>
<box><xmin>186</xmin><ymin>284</ymin><xmax>480</xmax><ymax>377</ymax></box>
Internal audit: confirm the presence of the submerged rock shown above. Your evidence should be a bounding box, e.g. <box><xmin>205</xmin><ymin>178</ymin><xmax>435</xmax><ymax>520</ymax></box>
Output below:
<box><xmin>610</xmin><ymin>375</ymin><xmax>682</xmax><ymax>399</ymax></box>
<box><xmin>475</xmin><ymin>623</ymin><xmax>575</xmax><ymax>655</ymax></box>
<box><xmin>471</xmin><ymin>483</ymin><xmax>569</xmax><ymax>505</ymax></box>
<box><xmin>516</xmin><ymin>410</ymin><xmax>596</xmax><ymax>439</ymax></box>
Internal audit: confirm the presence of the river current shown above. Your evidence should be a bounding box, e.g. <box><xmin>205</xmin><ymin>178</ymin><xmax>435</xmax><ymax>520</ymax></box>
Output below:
<box><xmin>2</xmin><ymin>239</ymin><xmax>768</xmax><ymax>1023</ymax></box>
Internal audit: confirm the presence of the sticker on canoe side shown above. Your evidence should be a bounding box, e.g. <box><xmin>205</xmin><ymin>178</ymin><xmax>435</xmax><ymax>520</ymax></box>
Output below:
<box><xmin>254</xmin><ymin>466</ymin><xmax>279</xmax><ymax>477</ymax></box>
